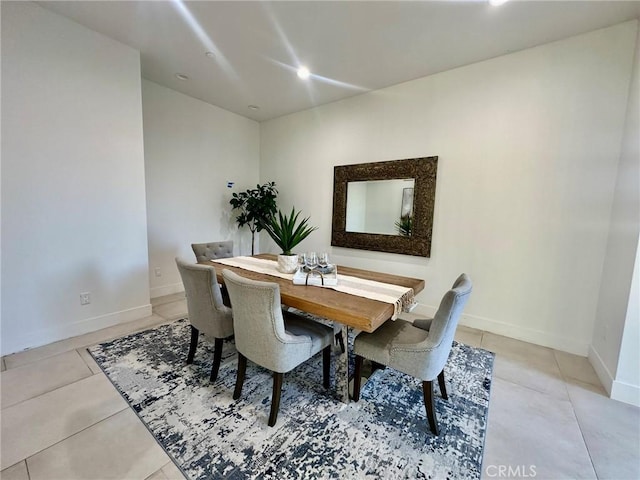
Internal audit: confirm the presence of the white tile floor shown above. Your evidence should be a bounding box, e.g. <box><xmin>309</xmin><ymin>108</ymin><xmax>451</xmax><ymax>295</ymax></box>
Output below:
<box><xmin>1</xmin><ymin>293</ymin><xmax>638</xmax><ymax>480</ymax></box>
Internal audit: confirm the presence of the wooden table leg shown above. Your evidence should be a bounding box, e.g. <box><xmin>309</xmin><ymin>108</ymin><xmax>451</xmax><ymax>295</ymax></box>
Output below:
<box><xmin>334</xmin><ymin>324</ymin><xmax>350</xmax><ymax>403</ymax></box>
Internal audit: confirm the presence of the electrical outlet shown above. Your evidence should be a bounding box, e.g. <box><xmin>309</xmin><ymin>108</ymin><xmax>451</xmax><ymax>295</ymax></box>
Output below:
<box><xmin>154</xmin><ymin>267</ymin><xmax>162</xmax><ymax>277</ymax></box>
<box><xmin>80</xmin><ymin>292</ymin><xmax>91</xmax><ymax>305</ymax></box>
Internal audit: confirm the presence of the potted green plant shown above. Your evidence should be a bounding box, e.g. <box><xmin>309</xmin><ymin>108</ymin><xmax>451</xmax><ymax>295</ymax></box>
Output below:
<box><xmin>260</xmin><ymin>207</ymin><xmax>318</xmax><ymax>273</ymax></box>
<box><xmin>229</xmin><ymin>182</ymin><xmax>278</xmax><ymax>255</ymax></box>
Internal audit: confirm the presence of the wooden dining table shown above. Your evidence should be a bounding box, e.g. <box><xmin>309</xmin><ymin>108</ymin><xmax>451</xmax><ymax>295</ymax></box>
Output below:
<box><xmin>205</xmin><ymin>253</ymin><xmax>425</xmax><ymax>402</ymax></box>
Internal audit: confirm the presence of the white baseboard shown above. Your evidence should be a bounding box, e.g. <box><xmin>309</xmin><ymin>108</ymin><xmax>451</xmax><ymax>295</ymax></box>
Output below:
<box><xmin>150</xmin><ymin>282</ymin><xmax>184</xmax><ymax>299</ymax></box>
<box><xmin>588</xmin><ymin>345</ymin><xmax>640</xmax><ymax>406</ymax></box>
<box><xmin>410</xmin><ymin>302</ymin><xmax>590</xmax><ymax>356</ymax></box>
<box><xmin>588</xmin><ymin>345</ymin><xmax>614</xmax><ymax>395</ymax></box>
<box><xmin>3</xmin><ymin>304</ymin><xmax>153</xmax><ymax>355</ymax></box>
<box><xmin>611</xmin><ymin>380</ymin><xmax>640</xmax><ymax>407</ymax></box>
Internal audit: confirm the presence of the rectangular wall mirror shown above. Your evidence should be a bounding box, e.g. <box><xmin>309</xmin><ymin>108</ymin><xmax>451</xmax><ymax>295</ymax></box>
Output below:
<box><xmin>332</xmin><ymin>156</ymin><xmax>438</xmax><ymax>257</ymax></box>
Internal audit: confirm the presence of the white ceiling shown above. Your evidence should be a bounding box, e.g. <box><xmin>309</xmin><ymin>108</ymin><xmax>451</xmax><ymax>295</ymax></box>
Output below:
<box><xmin>39</xmin><ymin>0</ymin><xmax>640</xmax><ymax>122</ymax></box>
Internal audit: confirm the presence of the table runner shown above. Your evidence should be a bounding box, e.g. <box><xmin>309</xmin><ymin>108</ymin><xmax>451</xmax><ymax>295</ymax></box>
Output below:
<box><xmin>212</xmin><ymin>256</ymin><xmax>415</xmax><ymax>320</ymax></box>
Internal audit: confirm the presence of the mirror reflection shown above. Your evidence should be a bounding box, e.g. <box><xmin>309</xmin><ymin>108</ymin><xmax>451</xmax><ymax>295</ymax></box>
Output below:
<box><xmin>346</xmin><ymin>179</ymin><xmax>415</xmax><ymax>236</ymax></box>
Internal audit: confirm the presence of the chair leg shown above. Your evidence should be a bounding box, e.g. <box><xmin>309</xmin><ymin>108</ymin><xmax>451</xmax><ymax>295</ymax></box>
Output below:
<box><xmin>353</xmin><ymin>355</ymin><xmax>364</xmax><ymax>402</ymax></box>
<box><xmin>437</xmin><ymin>369</ymin><xmax>448</xmax><ymax>400</ymax></box>
<box><xmin>268</xmin><ymin>372</ymin><xmax>284</xmax><ymax>427</ymax></box>
<box><xmin>210</xmin><ymin>338</ymin><xmax>224</xmax><ymax>382</ymax></box>
<box><xmin>187</xmin><ymin>326</ymin><xmax>199</xmax><ymax>364</ymax></box>
<box><xmin>335</xmin><ymin>331</ymin><xmax>346</xmax><ymax>353</ymax></box>
<box><xmin>233</xmin><ymin>353</ymin><xmax>247</xmax><ymax>400</ymax></box>
<box><xmin>423</xmin><ymin>380</ymin><xmax>439</xmax><ymax>435</ymax></box>
<box><xmin>322</xmin><ymin>345</ymin><xmax>331</xmax><ymax>389</ymax></box>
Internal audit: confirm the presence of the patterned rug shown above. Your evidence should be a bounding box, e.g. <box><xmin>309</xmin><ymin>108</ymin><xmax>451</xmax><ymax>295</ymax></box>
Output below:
<box><xmin>89</xmin><ymin>319</ymin><xmax>494</xmax><ymax>480</ymax></box>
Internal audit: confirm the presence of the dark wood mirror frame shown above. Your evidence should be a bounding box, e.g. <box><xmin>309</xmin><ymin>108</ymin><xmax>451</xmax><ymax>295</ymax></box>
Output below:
<box><xmin>331</xmin><ymin>156</ymin><xmax>438</xmax><ymax>257</ymax></box>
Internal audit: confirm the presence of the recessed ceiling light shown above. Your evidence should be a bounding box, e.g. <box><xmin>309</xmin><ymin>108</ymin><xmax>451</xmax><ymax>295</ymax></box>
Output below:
<box><xmin>175</xmin><ymin>73</ymin><xmax>189</xmax><ymax>81</ymax></box>
<box><xmin>297</xmin><ymin>66</ymin><xmax>310</xmax><ymax>80</ymax></box>
<box><xmin>205</xmin><ymin>51</ymin><xmax>215</xmax><ymax>59</ymax></box>
<box><xmin>489</xmin><ymin>0</ymin><xmax>510</xmax><ymax>5</ymax></box>
<box><xmin>248</xmin><ymin>105</ymin><xmax>260</xmax><ymax>111</ymax></box>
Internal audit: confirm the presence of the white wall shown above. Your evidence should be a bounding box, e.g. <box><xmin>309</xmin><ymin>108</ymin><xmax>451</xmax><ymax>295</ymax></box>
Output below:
<box><xmin>260</xmin><ymin>21</ymin><xmax>638</xmax><ymax>356</ymax></box>
<box><xmin>590</xmin><ymin>24</ymin><xmax>640</xmax><ymax>406</ymax></box>
<box><xmin>142</xmin><ymin>80</ymin><xmax>260</xmax><ymax>298</ymax></box>
<box><xmin>612</xmin><ymin>247</ymin><xmax>640</xmax><ymax>405</ymax></box>
<box><xmin>1</xmin><ymin>2</ymin><xmax>151</xmax><ymax>354</ymax></box>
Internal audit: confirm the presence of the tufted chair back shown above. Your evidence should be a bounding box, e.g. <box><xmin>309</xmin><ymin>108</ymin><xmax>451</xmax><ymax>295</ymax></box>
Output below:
<box><xmin>409</xmin><ymin>273</ymin><xmax>473</xmax><ymax>380</ymax></box>
<box><xmin>176</xmin><ymin>257</ymin><xmax>233</xmax><ymax>339</ymax></box>
<box><xmin>221</xmin><ymin>269</ymin><xmax>333</xmax><ymax>427</ymax></box>
<box><xmin>191</xmin><ymin>241</ymin><xmax>234</xmax><ymax>263</ymax></box>
<box><xmin>223</xmin><ymin>269</ymin><xmax>322</xmax><ymax>373</ymax></box>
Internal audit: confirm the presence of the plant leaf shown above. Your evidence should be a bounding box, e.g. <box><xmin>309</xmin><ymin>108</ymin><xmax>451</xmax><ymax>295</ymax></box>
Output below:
<box><xmin>260</xmin><ymin>206</ymin><xmax>317</xmax><ymax>255</ymax></box>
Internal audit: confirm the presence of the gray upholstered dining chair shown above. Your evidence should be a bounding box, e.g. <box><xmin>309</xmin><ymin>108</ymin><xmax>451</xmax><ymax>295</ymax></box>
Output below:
<box><xmin>191</xmin><ymin>240</ymin><xmax>234</xmax><ymax>306</ymax></box>
<box><xmin>191</xmin><ymin>241</ymin><xmax>234</xmax><ymax>262</ymax></box>
<box><xmin>176</xmin><ymin>257</ymin><xmax>234</xmax><ymax>382</ymax></box>
<box><xmin>352</xmin><ymin>273</ymin><xmax>472</xmax><ymax>435</ymax></box>
<box><xmin>222</xmin><ymin>269</ymin><xmax>334</xmax><ymax>427</ymax></box>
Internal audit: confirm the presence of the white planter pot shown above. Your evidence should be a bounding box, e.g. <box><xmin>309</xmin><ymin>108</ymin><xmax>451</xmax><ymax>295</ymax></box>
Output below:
<box><xmin>277</xmin><ymin>254</ymin><xmax>298</xmax><ymax>274</ymax></box>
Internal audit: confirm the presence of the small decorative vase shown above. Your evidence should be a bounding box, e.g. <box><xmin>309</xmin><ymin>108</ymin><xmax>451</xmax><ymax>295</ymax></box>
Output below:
<box><xmin>277</xmin><ymin>254</ymin><xmax>299</xmax><ymax>273</ymax></box>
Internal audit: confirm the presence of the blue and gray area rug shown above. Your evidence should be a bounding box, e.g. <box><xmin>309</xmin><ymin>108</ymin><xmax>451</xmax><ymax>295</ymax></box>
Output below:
<box><xmin>89</xmin><ymin>318</ymin><xmax>494</xmax><ymax>480</ymax></box>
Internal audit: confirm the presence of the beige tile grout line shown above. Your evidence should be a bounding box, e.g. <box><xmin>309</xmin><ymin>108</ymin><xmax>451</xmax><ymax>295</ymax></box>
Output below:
<box><xmin>0</xmin><ymin>367</ymin><xmax>128</xmax><ymax>472</ymax></box>
<box><xmin>4</xmin><ymin>460</ymin><xmax>34</xmax><ymax>480</ymax></box>
<box><xmin>76</xmin><ymin>347</ymin><xmax>103</xmax><ymax>374</ymax></box>
<box><xmin>551</xmin><ymin>350</ymin><xmax>601</xmax><ymax>479</ymax></box>
<box><xmin>551</xmin><ymin>349</ymin><xmax>573</xmax><ymax>399</ymax></box>
<box><xmin>1</xmin><ymin>352</ymin><xmax>96</xmax><ymax>412</ymax></box>
<box><xmin>479</xmin><ymin>332</ymin><xmax>574</xmax><ymax>402</ymax></box>
<box><xmin>21</xmin><ymin>406</ymin><xmax>130</xmax><ymax>473</ymax></box>
<box><xmin>551</xmin><ymin>349</ymin><xmax>606</xmax><ymax>393</ymax></box>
